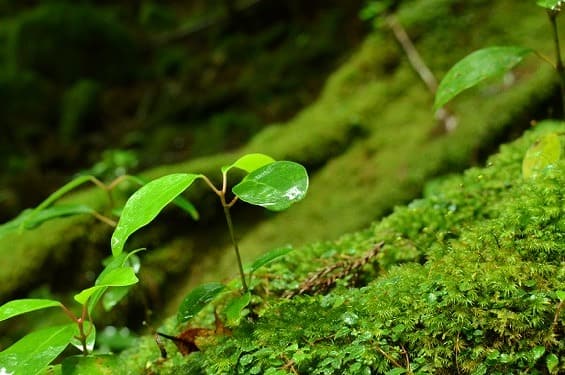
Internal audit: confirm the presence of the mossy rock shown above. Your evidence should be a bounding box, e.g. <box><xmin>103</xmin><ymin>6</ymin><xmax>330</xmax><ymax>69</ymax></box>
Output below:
<box><xmin>121</xmin><ymin>121</ymin><xmax>564</xmax><ymax>374</ymax></box>
<box><xmin>0</xmin><ymin>0</ymin><xmax>560</xmax><ymax>344</ymax></box>
<box><xmin>9</xmin><ymin>3</ymin><xmax>138</xmax><ymax>84</ymax></box>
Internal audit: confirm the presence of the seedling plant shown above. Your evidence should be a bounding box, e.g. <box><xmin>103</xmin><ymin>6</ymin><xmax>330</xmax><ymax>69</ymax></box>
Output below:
<box><xmin>110</xmin><ymin>153</ymin><xmax>308</xmax><ymax>327</ymax></box>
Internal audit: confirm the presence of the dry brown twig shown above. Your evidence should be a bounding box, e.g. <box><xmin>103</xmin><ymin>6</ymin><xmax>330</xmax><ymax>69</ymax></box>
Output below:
<box><xmin>284</xmin><ymin>242</ymin><xmax>384</xmax><ymax>298</ymax></box>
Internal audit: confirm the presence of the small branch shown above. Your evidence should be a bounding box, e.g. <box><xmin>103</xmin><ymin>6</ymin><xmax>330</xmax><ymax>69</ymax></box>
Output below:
<box><xmin>221</xmin><ymin>196</ymin><xmax>248</xmax><ymax>293</ymax></box>
<box><xmin>385</xmin><ymin>14</ymin><xmax>457</xmax><ymax>132</ymax></box>
<box><xmin>547</xmin><ymin>9</ymin><xmax>565</xmax><ymax>118</ymax></box>
<box><xmin>200</xmin><ymin>175</ymin><xmax>222</xmax><ymax>196</ymax></box>
<box><xmin>385</xmin><ymin>15</ymin><xmax>437</xmax><ymax>93</ymax></box>
<box><xmin>285</xmin><ymin>242</ymin><xmax>384</xmax><ymax>298</ymax></box>
<box><xmin>552</xmin><ymin>299</ymin><xmax>564</xmax><ymax>333</ymax></box>
<box><xmin>59</xmin><ymin>304</ymin><xmax>78</xmax><ymax>322</ymax></box>
<box><xmin>90</xmin><ymin>211</ymin><xmax>117</xmax><ymax>227</ymax></box>
<box><xmin>400</xmin><ymin>344</ymin><xmax>412</xmax><ymax>374</ymax></box>
<box><xmin>375</xmin><ymin>344</ymin><xmax>404</xmax><ymax>369</ymax></box>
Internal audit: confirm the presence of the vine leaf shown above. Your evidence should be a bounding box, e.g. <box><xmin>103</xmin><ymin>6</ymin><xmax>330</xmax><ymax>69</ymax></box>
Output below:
<box><xmin>522</xmin><ymin>132</ymin><xmax>562</xmax><ymax>179</ymax></box>
<box><xmin>111</xmin><ymin>173</ymin><xmax>201</xmax><ymax>256</ymax></box>
<box><xmin>221</xmin><ymin>153</ymin><xmax>275</xmax><ymax>174</ymax></box>
<box><xmin>177</xmin><ymin>282</ymin><xmax>226</xmax><ymax>323</ymax></box>
<box><xmin>0</xmin><ymin>299</ymin><xmax>61</xmax><ymax>322</ymax></box>
<box><xmin>223</xmin><ymin>292</ymin><xmax>251</xmax><ymax>326</ymax></box>
<box><xmin>232</xmin><ymin>161</ymin><xmax>309</xmax><ymax>211</ymax></box>
<box><xmin>434</xmin><ymin>46</ymin><xmax>533</xmax><ymax>110</ymax></box>
<box><xmin>0</xmin><ymin>323</ymin><xmax>76</xmax><ymax>375</ymax></box>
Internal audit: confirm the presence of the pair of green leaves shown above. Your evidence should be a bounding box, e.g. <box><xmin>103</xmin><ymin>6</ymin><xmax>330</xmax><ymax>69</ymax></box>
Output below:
<box><xmin>0</xmin><ymin>253</ymin><xmax>139</xmax><ymax>375</ymax></box>
<box><xmin>0</xmin><ymin>174</ymin><xmax>198</xmax><ymax>241</ymax></box>
<box><xmin>111</xmin><ymin>154</ymin><xmax>308</xmax><ymax>256</ymax></box>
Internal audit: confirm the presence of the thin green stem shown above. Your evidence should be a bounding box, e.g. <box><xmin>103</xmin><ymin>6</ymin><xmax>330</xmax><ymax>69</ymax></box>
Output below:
<box><xmin>221</xmin><ymin>198</ymin><xmax>248</xmax><ymax>293</ymax></box>
<box><xmin>548</xmin><ymin>9</ymin><xmax>565</xmax><ymax>118</ymax></box>
<box><xmin>77</xmin><ymin>305</ymin><xmax>89</xmax><ymax>356</ymax></box>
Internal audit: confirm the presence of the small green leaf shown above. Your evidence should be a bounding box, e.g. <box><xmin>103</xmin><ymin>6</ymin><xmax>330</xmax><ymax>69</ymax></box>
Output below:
<box><xmin>86</xmin><ymin>249</ymin><xmax>144</xmax><ymax>315</ymax></box>
<box><xmin>0</xmin><ymin>323</ymin><xmax>76</xmax><ymax>375</ymax></box>
<box><xmin>246</xmin><ymin>246</ymin><xmax>293</xmax><ymax>274</ymax></box>
<box><xmin>556</xmin><ymin>290</ymin><xmax>565</xmax><ymax>301</ymax></box>
<box><xmin>537</xmin><ymin>0</ymin><xmax>562</xmax><ymax>9</ymax></box>
<box><xmin>0</xmin><ymin>299</ymin><xmax>61</xmax><ymax>322</ymax></box>
<box><xmin>0</xmin><ymin>205</ymin><xmax>93</xmax><ymax>240</ymax></box>
<box><xmin>111</xmin><ymin>173</ymin><xmax>201</xmax><ymax>256</ymax></box>
<box><xmin>233</xmin><ymin>161</ymin><xmax>309</xmax><ymax>211</ymax></box>
<box><xmin>123</xmin><ymin>175</ymin><xmax>199</xmax><ymax>221</ymax></box>
<box><xmin>74</xmin><ymin>267</ymin><xmax>138</xmax><ymax>305</ymax></box>
<box><xmin>29</xmin><ymin>175</ymin><xmax>94</xmax><ymax>215</ymax></box>
<box><xmin>224</xmin><ymin>292</ymin><xmax>251</xmax><ymax>325</ymax></box>
<box><xmin>177</xmin><ymin>282</ymin><xmax>226</xmax><ymax>323</ymax></box>
<box><xmin>546</xmin><ymin>353</ymin><xmax>559</xmax><ymax>372</ymax></box>
<box><xmin>221</xmin><ymin>153</ymin><xmax>275</xmax><ymax>174</ymax></box>
<box><xmin>172</xmin><ymin>196</ymin><xmax>199</xmax><ymax>221</ymax></box>
<box><xmin>522</xmin><ymin>133</ymin><xmax>562</xmax><ymax>179</ymax></box>
<box><xmin>23</xmin><ymin>205</ymin><xmax>94</xmax><ymax>229</ymax></box>
<box><xmin>435</xmin><ymin>46</ymin><xmax>533</xmax><ymax>110</ymax></box>
<box><xmin>102</xmin><ymin>286</ymin><xmax>132</xmax><ymax>312</ymax></box>
<box><xmin>532</xmin><ymin>346</ymin><xmax>546</xmax><ymax>361</ymax></box>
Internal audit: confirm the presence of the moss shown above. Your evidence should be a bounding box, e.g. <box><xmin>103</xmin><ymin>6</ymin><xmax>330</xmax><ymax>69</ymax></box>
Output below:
<box><xmin>0</xmin><ymin>0</ymin><xmax>559</xmax><ymax>347</ymax></box>
<box><xmin>145</xmin><ymin>121</ymin><xmax>563</xmax><ymax>374</ymax></box>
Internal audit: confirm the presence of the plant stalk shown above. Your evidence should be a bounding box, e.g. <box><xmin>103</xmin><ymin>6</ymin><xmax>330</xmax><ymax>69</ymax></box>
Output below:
<box><xmin>221</xmin><ymin>200</ymin><xmax>248</xmax><ymax>293</ymax></box>
<box><xmin>548</xmin><ymin>9</ymin><xmax>565</xmax><ymax>118</ymax></box>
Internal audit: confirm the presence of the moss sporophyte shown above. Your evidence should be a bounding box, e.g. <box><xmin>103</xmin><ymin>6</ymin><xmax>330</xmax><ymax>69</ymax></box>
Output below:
<box><xmin>0</xmin><ymin>153</ymin><xmax>308</xmax><ymax>373</ymax></box>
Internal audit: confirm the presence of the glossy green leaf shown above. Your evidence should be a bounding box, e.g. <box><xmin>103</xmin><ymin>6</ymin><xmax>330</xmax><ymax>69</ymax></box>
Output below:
<box><xmin>86</xmin><ymin>249</ymin><xmax>144</xmax><ymax>315</ymax></box>
<box><xmin>61</xmin><ymin>354</ymin><xmax>125</xmax><ymax>375</ymax></box>
<box><xmin>0</xmin><ymin>299</ymin><xmax>61</xmax><ymax>322</ymax></box>
<box><xmin>111</xmin><ymin>173</ymin><xmax>201</xmax><ymax>256</ymax></box>
<box><xmin>232</xmin><ymin>161</ymin><xmax>309</xmax><ymax>211</ymax></box>
<box><xmin>546</xmin><ymin>353</ymin><xmax>559</xmax><ymax>372</ymax></box>
<box><xmin>434</xmin><ymin>46</ymin><xmax>533</xmax><ymax>110</ymax></box>
<box><xmin>102</xmin><ymin>286</ymin><xmax>132</xmax><ymax>311</ymax></box>
<box><xmin>537</xmin><ymin>0</ymin><xmax>562</xmax><ymax>9</ymax></box>
<box><xmin>246</xmin><ymin>246</ymin><xmax>293</xmax><ymax>275</ymax></box>
<box><xmin>30</xmin><ymin>175</ymin><xmax>93</xmax><ymax>215</ymax></box>
<box><xmin>70</xmin><ymin>321</ymin><xmax>95</xmax><ymax>353</ymax></box>
<box><xmin>0</xmin><ymin>323</ymin><xmax>76</xmax><ymax>375</ymax></box>
<box><xmin>522</xmin><ymin>133</ymin><xmax>562</xmax><ymax>179</ymax></box>
<box><xmin>124</xmin><ymin>175</ymin><xmax>199</xmax><ymax>220</ymax></box>
<box><xmin>177</xmin><ymin>282</ymin><xmax>226</xmax><ymax>323</ymax></box>
<box><xmin>172</xmin><ymin>196</ymin><xmax>199</xmax><ymax>221</ymax></box>
<box><xmin>221</xmin><ymin>153</ymin><xmax>275</xmax><ymax>174</ymax></box>
<box><xmin>0</xmin><ymin>205</ymin><xmax>93</xmax><ymax>240</ymax></box>
<box><xmin>223</xmin><ymin>292</ymin><xmax>251</xmax><ymax>325</ymax></box>
<box><xmin>557</xmin><ymin>290</ymin><xmax>565</xmax><ymax>301</ymax></box>
<box><xmin>24</xmin><ymin>205</ymin><xmax>94</xmax><ymax>229</ymax></box>
<box><xmin>74</xmin><ymin>267</ymin><xmax>138</xmax><ymax>305</ymax></box>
